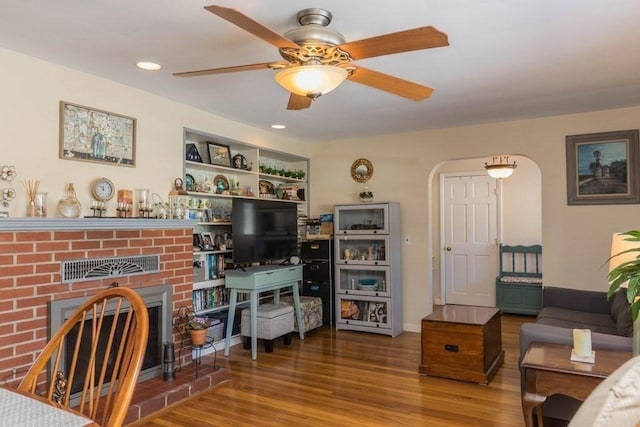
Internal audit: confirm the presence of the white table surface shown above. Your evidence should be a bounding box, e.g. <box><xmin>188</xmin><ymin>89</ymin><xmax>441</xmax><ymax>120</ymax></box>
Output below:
<box><xmin>0</xmin><ymin>387</ymin><xmax>93</xmax><ymax>427</ymax></box>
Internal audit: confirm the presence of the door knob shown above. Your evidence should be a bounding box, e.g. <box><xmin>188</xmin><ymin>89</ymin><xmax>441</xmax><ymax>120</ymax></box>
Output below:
<box><xmin>445</xmin><ymin>246</ymin><xmax>452</xmax><ymax>251</ymax></box>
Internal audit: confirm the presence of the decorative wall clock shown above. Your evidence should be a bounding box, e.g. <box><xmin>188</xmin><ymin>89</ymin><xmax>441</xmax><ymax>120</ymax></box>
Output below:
<box><xmin>91</xmin><ymin>177</ymin><xmax>115</xmax><ymax>202</ymax></box>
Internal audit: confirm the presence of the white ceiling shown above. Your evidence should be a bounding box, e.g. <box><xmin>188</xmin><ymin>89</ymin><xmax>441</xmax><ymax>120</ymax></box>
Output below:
<box><xmin>1</xmin><ymin>1</ymin><xmax>640</xmax><ymax>142</ymax></box>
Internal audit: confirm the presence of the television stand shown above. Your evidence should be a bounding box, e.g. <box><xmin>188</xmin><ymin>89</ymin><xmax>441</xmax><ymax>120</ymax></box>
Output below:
<box><xmin>223</xmin><ymin>264</ymin><xmax>304</xmax><ymax>360</ymax></box>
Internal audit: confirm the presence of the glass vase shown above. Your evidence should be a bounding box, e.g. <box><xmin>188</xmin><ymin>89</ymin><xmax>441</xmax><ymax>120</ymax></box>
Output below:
<box><xmin>57</xmin><ymin>183</ymin><xmax>82</xmax><ymax>218</ymax></box>
<box><xmin>34</xmin><ymin>192</ymin><xmax>47</xmax><ymax>217</ymax></box>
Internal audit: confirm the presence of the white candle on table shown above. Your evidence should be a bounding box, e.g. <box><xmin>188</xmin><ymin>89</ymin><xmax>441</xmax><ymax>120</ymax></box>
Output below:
<box><xmin>573</xmin><ymin>329</ymin><xmax>592</xmax><ymax>357</ymax></box>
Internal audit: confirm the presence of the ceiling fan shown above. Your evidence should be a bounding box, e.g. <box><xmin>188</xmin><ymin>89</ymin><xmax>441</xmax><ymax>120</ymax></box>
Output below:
<box><xmin>174</xmin><ymin>5</ymin><xmax>449</xmax><ymax>110</ymax></box>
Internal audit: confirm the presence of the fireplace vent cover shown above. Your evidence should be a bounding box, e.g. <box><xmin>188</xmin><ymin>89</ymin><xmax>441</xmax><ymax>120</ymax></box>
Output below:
<box><xmin>61</xmin><ymin>255</ymin><xmax>161</xmax><ymax>283</ymax></box>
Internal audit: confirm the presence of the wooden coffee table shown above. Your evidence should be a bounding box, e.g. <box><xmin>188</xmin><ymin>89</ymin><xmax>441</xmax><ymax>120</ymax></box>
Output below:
<box><xmin>419</xmin><ymin>305</ymin><xmax>504</xmax><ymax>385</ymax></box>
<box><xmin>520</xmin><ymin>342</ymin><xmax>632</xmax><ymax>427</ymax></box>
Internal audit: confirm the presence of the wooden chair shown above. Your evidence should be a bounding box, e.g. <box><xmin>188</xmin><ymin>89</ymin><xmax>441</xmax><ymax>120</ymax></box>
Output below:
<box><xmin>18</xmin><ymin>287</ymin><xmax>149</xmax><ymax>426</ymax></box>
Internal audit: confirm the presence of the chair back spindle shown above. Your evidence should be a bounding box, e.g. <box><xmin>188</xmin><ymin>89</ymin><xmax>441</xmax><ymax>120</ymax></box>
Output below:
<box><xmin>18</xmin><ymin>287</ymin><xmax>149</xmax><ymax>427</ymax></box>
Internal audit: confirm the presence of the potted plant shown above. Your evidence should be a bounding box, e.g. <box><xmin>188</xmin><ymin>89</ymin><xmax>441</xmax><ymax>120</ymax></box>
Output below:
<box><xmin>359</xmin><ymin>190</ymin><xmax>373</xmax><ymax>203</ymax></box>
<box><xmin>187</xmin><ymin>315</ymin><xmax>211</xmax><ymax>346</ymax></box>
<box><xmin>607</xmin><ymin>230</ymin><xmax>640</xmax><ymax>354</ymax></box>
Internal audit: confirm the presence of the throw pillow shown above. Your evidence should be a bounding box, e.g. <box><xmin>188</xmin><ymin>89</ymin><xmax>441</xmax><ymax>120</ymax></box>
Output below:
<box><xmin>610</xmin><ymin>289</ymin><xmax>633</xmax><ymax>337</ymax></box>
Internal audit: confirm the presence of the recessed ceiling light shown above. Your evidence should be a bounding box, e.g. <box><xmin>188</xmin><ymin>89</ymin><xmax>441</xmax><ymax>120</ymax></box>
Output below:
<box><xmin>271</xmin><ymin>124</ymin><xmax>286</xmax><ymax>129</ymax></box>
<box><xmin>136</xmin><ymin>61</ymin><xmax>162</xmax><ymax>71</ymax></box>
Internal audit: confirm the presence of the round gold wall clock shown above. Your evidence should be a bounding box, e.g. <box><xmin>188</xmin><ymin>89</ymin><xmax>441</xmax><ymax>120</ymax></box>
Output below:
<box><xmin>91</xmin><ymin>177</ymin><xmax>115</xmax><ymax>202</ymax></box>
<box><xmin>351</xmin><ymin>158</ymin><xmax>373</xmax><ymax>183</ymax></box>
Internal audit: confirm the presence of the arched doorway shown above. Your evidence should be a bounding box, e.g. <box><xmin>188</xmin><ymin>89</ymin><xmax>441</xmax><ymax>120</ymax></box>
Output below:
<box><xmin>429</xmin><ymin>155</ymin><xmax>542</xmax><ymax>307</ymax></box>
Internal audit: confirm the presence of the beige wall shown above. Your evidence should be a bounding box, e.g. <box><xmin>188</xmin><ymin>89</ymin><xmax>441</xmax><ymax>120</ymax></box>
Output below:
<box><xmin>310</xmin><ymin>110</ymin><xmax>640</xmax><ymax>331</ymax></box>
<box><xmin>3</xmin><ymin>46</ymin><xmax>639</xmax><ymax>335</ymax></box>
<box><xmin>0</xmin><ymin>47</ymin><xmax>310</xmax><ymax>218</ymax></box>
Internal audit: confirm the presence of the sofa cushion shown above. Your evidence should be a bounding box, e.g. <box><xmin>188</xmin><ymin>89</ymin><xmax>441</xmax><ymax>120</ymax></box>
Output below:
<box><xmin>536</xmin><ymin>307</ymin><xmax>618</xmax><ymax>335</ymax></box>
<box><xmin>609</xmin><ymin>289</ymin><xmax>634</xmax><ymax>337</ymax></box>
<box><xmin>569</xmin><ymin>354</ymin><xmax>640</xmax><ymax>427</ymax></box>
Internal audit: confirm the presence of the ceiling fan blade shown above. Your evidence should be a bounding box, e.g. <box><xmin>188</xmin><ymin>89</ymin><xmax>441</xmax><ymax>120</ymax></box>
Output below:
<box><xmin>173</xmin><ymin>62</ymin><xmax>285</xmax><ymax>77</ymax></box>
<box><xmin>287</xmin><ymin>93</ymin><xmax>312</xmax><ymax>110</ymax></box>
<box><xmin>205</xmin><ymin>5</ymin><xmax>299</xmax><ymax>49</ymax></box>
<box><xmin>347</xmin><ymin>66</ymin><xmax>434</xmax><ymax>101</ymax></box>
<box><xmin>339</xmin><ymin>26</ymin><xmax>448</xmax><ymax>60</ymax></box>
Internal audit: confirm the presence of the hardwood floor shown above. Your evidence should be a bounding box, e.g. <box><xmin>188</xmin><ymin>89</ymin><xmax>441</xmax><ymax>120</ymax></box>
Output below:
<box><xmin>134</xmin><ymin>314</ymin><xmax>533</xmax><ymax>426</ymax></box>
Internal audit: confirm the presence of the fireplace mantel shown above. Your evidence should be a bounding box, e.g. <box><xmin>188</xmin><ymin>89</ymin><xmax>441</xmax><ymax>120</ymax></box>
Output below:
<box><xmin>0</xmin><ymin>218</ymin><xmax>195</xmax><ymax>231</ymax></box>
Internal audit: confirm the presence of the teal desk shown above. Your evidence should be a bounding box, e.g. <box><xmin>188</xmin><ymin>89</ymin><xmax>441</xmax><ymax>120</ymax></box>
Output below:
<box><xmin>224</xmin><ymin>265</ymin><xmax>304</xmax><ymax>360</ymax></box>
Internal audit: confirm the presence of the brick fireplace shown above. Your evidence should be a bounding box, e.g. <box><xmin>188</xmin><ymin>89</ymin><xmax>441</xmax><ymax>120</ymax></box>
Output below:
<box><xmin>0</xmin><ymin>218</ymin><xmax>229</xmax><ymax>423</ymax></box>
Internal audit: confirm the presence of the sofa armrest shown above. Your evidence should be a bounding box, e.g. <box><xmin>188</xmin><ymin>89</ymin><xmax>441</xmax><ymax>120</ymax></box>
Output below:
<box><xmin>519</xmin><ymin>322</ymin><xmax>632</xmax><ymax>360</ymax></box>
<box><xmin>542</xmin><ymin>286</ymin><xmax>610</xmax><ymax>314</ymax></box>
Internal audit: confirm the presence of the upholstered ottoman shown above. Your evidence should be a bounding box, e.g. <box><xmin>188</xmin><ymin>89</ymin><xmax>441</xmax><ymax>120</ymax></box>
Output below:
<box><xmin>241</xmin><ymin>303</ymin><xmax>294</xmax><ymax>353</ymax></box>
<box><xmin>281</xmin><ymin>296</ymin><xmax>323</xmax><ymax>333</ymax></box>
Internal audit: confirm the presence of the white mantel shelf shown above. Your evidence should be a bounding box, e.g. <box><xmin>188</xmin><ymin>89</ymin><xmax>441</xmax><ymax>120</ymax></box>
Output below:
<box><xmin>0</xmin><ymin>218</ymin><xmax>196</xmax><ymax>231</ymax></box>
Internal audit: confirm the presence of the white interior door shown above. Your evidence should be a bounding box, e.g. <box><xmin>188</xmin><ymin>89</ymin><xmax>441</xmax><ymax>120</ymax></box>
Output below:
<box><xmin>441</xmin><ymin>174</ymin><xmax>498</xmax><ymax>307</ymax></box>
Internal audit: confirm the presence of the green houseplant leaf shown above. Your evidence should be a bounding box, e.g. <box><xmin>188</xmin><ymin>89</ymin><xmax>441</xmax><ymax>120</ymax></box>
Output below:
<box><xmin>606</xmin><ymin>231</ymin><xmax>640</xmax><ymax>320</ymax></box>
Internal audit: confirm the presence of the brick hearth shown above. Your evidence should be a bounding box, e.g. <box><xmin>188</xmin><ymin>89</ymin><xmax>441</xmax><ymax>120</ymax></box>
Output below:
<box><xmin>126</xmin><ymin>354</ymin><xmax>230</xmax><ymax>425</ymax></box>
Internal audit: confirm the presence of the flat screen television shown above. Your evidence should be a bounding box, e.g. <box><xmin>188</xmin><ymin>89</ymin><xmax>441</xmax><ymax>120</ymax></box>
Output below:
<box><xmin>232</xmin><ymin>198</ymin><xmax>298</xmax><ymax>265</ymax></box>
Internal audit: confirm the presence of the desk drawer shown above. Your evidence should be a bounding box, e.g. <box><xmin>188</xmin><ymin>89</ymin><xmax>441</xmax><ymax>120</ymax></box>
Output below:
<box><xmin>253</xmin><ymin>267</ymin><xmax>301</xmax><ymax>287</ymax></box>
<box><xmin>225</xmin><ymin>266</ymin><xmax>302</xmax><ymax>289</ymax></box>
<box><xmin>304</xmin><ymin>260</ymin><xmax>331</xmax><ymax>282</ymax></box>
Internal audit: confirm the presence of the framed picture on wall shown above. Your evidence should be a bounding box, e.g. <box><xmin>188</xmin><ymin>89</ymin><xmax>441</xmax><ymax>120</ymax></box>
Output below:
<box><xmin>565</xmin><ymin>129</ymin><xmax>640</xmax><ymax>205</ymax></box>
<box><xmin>59</xmin><ymin>101</ymin><xmax>136</xmax><ymax>167</ymax></box>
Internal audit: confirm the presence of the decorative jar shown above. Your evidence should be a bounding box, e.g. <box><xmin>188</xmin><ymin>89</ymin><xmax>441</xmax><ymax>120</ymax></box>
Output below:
<box><xmin>57</xmin><ymin>183</ymin><xmax>82</xmax><ymax>218</ymax></box>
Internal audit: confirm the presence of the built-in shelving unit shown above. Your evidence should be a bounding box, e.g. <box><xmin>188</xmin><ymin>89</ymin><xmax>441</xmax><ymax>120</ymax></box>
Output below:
<box><xmin>183</xmin><ymin>128</ymin><xmax>309</xmax><ymax>353</ymax></box>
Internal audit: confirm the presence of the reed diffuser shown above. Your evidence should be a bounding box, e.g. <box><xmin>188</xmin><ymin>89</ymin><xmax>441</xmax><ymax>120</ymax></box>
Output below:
<box><xmin>23</xmin><ymin>179</ymin><xmax>40</xmax><ymax>217</ymax></box>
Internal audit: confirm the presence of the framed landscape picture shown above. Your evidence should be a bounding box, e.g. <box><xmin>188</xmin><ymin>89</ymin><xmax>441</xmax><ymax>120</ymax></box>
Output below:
<box><xmin>59</xmin><ymin>101</ymin><xmax>136</xmax><ymax>167</ymax></box>
<box><xmin>565</xmin><ymin>129</ymin><xmax>640</xmax><ymax>205</ymax></box>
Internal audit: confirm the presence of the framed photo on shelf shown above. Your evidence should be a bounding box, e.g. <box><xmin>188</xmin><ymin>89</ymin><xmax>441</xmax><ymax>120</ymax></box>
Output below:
<box><xmin>565</xmin><ymin>129</ymin><xmax>640</xmax><ymax>205</ymax></box>
<box><xmin>59</xmin><ymin>101</ymin><xmax>136</xmax><ymax>167</ymax></box>
<box><xmin>207</xmin><ymin>142</ymin><xmax>232</xmax><ymax>167</ymax></box>
<box><xmin>185</xmin><ymin>143</ymin><xmax>203</xmax><ymax>163</ymax></box>
<box><xmin>201</xmin><ymin>232</ymin><xmax>214</xmax><ymax>250</ymax></box>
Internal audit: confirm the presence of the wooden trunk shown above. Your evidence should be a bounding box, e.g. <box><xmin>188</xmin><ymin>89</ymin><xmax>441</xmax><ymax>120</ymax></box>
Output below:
<box><xmin>419</xmin><ymin>305</ymin><xmax>504</xmax><ymax>385</ymax></box>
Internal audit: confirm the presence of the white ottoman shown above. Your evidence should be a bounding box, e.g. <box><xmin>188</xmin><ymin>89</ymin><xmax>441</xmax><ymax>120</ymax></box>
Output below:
<box><xmin>241</xmin><ymin>303</ymin><xmax>294</xmax><ymax>353</ymax></box>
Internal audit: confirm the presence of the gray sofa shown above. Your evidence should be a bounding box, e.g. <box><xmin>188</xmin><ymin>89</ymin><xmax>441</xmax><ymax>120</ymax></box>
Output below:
<box><xmin>519</xmin><ymin>286</ymin><xmax>633</xmax><ymax>423</ymax></box>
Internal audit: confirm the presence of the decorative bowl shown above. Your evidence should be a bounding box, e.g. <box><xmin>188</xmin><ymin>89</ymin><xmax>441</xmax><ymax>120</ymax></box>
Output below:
<box><xmin>357</xmin><ymin>279</ymin><xmax>378</xmax><ymax>291</ymax></box>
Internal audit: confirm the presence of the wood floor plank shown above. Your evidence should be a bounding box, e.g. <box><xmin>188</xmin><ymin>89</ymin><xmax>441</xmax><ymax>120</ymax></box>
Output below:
<box><xmin>133</xmin><ymin>314</ymin><xmax>533</xmax><ymax>426</ymax></box>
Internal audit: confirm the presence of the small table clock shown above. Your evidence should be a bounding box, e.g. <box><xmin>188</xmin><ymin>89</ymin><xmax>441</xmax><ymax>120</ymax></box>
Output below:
<box><xmin>91</xmin><ymin>177</ymin><xmax>115</xmax><ymax>202</ymax></box>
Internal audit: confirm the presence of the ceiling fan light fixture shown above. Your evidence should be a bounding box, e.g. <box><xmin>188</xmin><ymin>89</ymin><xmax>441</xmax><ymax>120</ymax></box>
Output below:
<box><xmin>484</xmin><ymin>155</ymin><xmax>517</xmax><ymax>179</ymax></box>
<box><xmin>274</xmin><ymin>65</ymin><xmax>348</xmax><ymax>98</ymax></box>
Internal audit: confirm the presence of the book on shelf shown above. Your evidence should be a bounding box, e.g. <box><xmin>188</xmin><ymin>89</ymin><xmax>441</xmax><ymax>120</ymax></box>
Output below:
<box><xmin>192</xmin><ymin>285</ymin><xmax>250</xmax><ymax>313</ymax></box>
<box><xmin>206</xmin><ymin>253</ymin><xmax>227</xmax><ymax>280</ymax></box>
